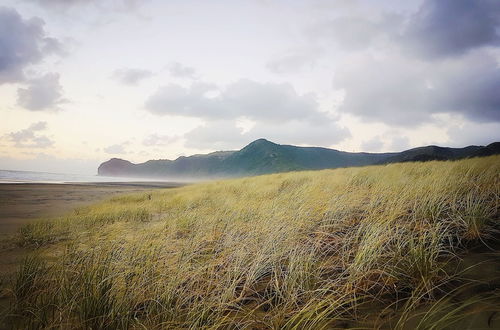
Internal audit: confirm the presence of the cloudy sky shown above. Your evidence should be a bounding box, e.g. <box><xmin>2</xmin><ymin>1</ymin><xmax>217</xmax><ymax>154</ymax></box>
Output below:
<box><xmin>1</xmin><ymin>0</ymin><xmax>499</xmax><ymax>174</ymax></box>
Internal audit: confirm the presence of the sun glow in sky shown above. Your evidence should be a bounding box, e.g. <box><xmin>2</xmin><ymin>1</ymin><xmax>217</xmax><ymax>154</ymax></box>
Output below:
<box><xmin>1</xmin><ymin>0</ymin><xmax>499</xmax><ymax>174</ymax></box>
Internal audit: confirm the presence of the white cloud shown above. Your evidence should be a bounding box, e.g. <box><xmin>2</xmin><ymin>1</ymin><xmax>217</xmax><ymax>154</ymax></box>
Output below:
<box><xmin>7</xmin><ymin>121</ymin><xmax>54</xmax><ymax>148</ymax></box>
<box><xmin>145</xmin><ymin>79</ymin><xmax>325</xmax><ymax>123</ymax></box>
<box><xmin>184</xmin><ymin>119</ymin><xmax>350</xmax><ymax>150</ymax></box>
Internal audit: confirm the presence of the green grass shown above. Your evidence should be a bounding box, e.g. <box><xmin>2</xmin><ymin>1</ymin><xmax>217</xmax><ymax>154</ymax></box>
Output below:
<box><xmin>2</xmin><ymin>156</ymin><xmax>500</xmax><ymax>329</ymax></box>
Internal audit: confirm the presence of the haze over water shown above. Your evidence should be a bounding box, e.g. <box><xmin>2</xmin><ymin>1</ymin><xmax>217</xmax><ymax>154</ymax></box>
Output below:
<box><xmin>0</xmin><ymin>169</ymin><xmax>157</xmax><ymax>184</ymax></box>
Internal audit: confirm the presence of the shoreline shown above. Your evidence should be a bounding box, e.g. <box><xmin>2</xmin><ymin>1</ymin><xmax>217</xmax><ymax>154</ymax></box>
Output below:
<box><xmin>0</xmin><ymin>181</ymin><xmax>186</xmax><ymax>188</ymax></box>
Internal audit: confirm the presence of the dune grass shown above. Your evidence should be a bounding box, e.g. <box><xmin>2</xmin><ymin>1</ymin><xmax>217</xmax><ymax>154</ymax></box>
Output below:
<box><xmin>2</xmin><ymin>156</ymin><xmax>500</xmax><ymax>329</ymax></box>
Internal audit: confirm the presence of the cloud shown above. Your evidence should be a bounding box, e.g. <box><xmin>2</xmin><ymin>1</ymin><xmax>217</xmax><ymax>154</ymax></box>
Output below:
<box><xmin>17</xmin><ymin>73</ymin><xmax>66</xmax><ymax>111</ymax></box>
<box><xmin>30</xmin><ymin>0</ymin><xmax>146</xmax><ymax>12</ymax></box>
<box><xmin>143</xmin><ymin>134</ymin><xmax>180</xmax><ymax>146</ymax></box>
<box><xmin>168</xmin><ymin>62</ymin><xmax>197</xmax><ymax>79</ymax></box>
<box><xmin>145</xmin><ymin>79</ymin><xmax>325</xmax><ymax>123</ymax></box>
<box><xmin>266</xmin><ymin>48</ymin><xmax>322</xmax><ymax>74</ymax></box>
<box><xmin>267</xmin><ymin>13</ymin><xmax>400</xmax><ymax>75</ymax></box>
<box><xmin>389</xmin><ymin>136</ymin><xmax>410</xmax><ymax>152</ymax></box>
<box><xmin>306</xmin><ymin>0</ymin><xmax>500</xmax><ymax>58</ymax></box>
<box><xmin>103</xmin><ymin>145</ymin><xmax>124</xmax><ymax>154</ymax></box>
<box><xmin>0</xmin><ymin>7</ymin><xmax>62</xmax><ymax>84</ymax></box>
<box><xmin>184</xmin><ymin>119</ymin><xmax>350</xmax><ymax>150</ymax></box>
<box><xmin>41</xmin><ymin>37</ymin><xmax>65</xmax><ymax>55</ymax></box>
<box><xmin>307</xmin><ymin>14</ymin><xmax>401</xmax><ymax>51</ymax></box>
<box><xmin>277</xmin><ymin>0</ymin><xmax>500</xmax><ymax>129</ymax></box>
<box><xmin>184</xmin><ymin>121</ymin><xmax>245</xmax><ymax>150</ymax></box>
<box><xmin>430</xmin><ymin>51</ymin><xmax>500</xmax><ymax>123</ymax></box>
<box><xmin>104</xmin><ymin>143</ymin><xmax>127</xmax><ymax>154</ymax></box>
<box><xmin>334</xmin><ymin>54</ymin><xmax>431</xmax><ymax>125</ymax></box>
<box><xmin>446</xmin><ymin>121</ymin><xmax>500</xmax><ymax>147</ymax></box>
<box><xmin>34</xmin><ymin>0</ymin><xmax>89</xmax><ymax>7</ymax></box>
<box><xmin>361</xmin><ymin>136</ymin><xmax>384</xmax><ymax>152</ymax></box>
<box><xmin>7</xmin><ymin>121</ymin><xmax>54</xmax><ymax>148</ymax></box>
<box><xmin>335</xmin><ymin>50</ymin><xmax>500</xmax><ymax>125</ymax></box>
<box><xmin>402</xmin><ymin>0</ymin><xmax>500</xmax><ymax>59</ymax></box>
<box><xmin>146</xmin><ymin>77</ymin><xmax>349</xmax><ymax>150</ymax></box>
<box><xmin>112</xmin><ymin>68</ymin><xmax>154</xmax><ymax>85</ymax></box>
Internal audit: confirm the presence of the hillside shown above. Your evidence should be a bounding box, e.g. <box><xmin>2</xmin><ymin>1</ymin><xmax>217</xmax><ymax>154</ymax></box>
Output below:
<box><xmin>379</xmin><ymin>142</ymin><xmax>500</xmax><ymax>164</ymax></box>
<box><xmin>5</xmin><ymin>156</ymin><xmax>500</xmax><ymax>329</ymax></box>
<box><xmin>98</xmin><ymin>139</ymin><xmax>500</xmax><ymax>179</ymax></box>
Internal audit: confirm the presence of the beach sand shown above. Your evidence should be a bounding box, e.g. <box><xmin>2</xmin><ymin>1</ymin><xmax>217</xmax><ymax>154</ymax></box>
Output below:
<box><xmin>0</xmin><ymin>182</ymin><xmax>183</xmax><ymax>238</ymax></box>
<box><xmin>0</xmin><ymin>182</ymin><xmax>183</xmax><ymax>304</ymax></box>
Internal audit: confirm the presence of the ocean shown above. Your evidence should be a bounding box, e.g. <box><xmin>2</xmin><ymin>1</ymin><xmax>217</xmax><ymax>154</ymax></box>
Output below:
<box><xmin>0</xmin><ymin>169</ymin><xmax>152</xmax><ymax>184</ymax></box>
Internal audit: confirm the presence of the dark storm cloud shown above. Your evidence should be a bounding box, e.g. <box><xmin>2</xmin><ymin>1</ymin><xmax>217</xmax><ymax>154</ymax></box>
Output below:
<box><xmin>402</xmin><ymin>0</ymin><xmax>500</xmax><ymax>59</ymax></box>
<box><xmin>0</xmin><ymin>7</ymin><xmax>61</xmax><ymax>84</ymax></box>
<box><xmin>112</xmin><ymin>68</ymin><xmax>154</xmax><ymax>85</ymax></box>
<box><xmin>145</xmin><ymin>79</ymin><xmax>324</xmax><ymax>123</ymax></box>
<box><xmin>17</xmin><ymin>73</ymin><xmax>66</xmax><ymax>111</ymax></box>
<box><xmin>8</xmin><ymin>121</ymin><xmax>54</xmax><ymax>148</ymax></box>
<box><xmin>431</xmin><ymin>52</ymin><xmax>500</xmax><ymax>123</ymax></box>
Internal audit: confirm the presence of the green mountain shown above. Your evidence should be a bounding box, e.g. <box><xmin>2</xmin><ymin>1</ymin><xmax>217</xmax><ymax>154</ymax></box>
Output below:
<box><xmin>97</xmin><ymin>139</ymin><xmax>499</xmax><ymax>179</ymax></box>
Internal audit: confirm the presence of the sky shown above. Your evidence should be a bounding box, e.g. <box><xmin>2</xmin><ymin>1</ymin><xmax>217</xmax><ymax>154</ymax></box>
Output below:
<box><xmin>0</xmin><ymin>0</ymin><xmax>499</xmax><ymax>174</ymax></box>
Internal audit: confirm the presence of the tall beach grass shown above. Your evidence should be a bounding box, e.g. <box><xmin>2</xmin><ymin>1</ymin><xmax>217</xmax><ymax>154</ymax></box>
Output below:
<box><xmin>2</xmin><ymin>156</ymin><xmax>500</xmax><ymax>329</ymax></box>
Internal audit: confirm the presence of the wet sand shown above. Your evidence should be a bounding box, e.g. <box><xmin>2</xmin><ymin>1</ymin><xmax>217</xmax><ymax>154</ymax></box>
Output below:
<box><xmin>0</xmin><ymin>182</ymin><xmax>184</xmax><ymax>237</ymax></box>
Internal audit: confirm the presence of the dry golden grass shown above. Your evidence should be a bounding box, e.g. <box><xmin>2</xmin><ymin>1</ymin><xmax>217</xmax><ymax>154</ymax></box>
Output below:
<box><xmin>2</xmin><ymin>156</ymin><xmax>500</xmax><ymax>329</ymax></box>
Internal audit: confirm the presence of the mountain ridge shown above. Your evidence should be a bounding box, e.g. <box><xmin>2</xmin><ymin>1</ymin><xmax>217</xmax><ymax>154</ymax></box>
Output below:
<box><xmin>97</xmin><ymin>139</ymin><xmax>500</xmax><ymax>179</ymax></box>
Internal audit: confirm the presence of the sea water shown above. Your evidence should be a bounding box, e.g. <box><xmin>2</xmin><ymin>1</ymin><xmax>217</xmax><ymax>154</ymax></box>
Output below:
<box><xmin>0</xmin><ymin>169</ymin><xmax>152</xmax><ymax>184</ymax></box>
